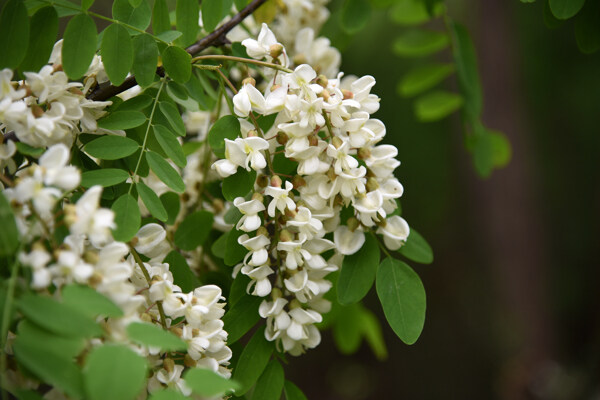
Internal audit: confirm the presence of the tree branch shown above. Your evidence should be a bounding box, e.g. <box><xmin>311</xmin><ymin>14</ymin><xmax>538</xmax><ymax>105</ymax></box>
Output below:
<box><xmin>87</xmin><ymin>0</ymin><xmax>268</xmax><ymax>101</ymax></box>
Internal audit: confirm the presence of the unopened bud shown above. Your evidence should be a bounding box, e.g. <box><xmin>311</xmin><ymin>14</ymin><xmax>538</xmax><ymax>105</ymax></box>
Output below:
<box><xmin>83</xmin><ymin>250</ymin><xmax>99</xmax><ymax>265</ymax></box>
<box><xmin>247</xmin><ymin>129</ymin><xmax>258</xmax><ymax>137</ymax></box>
<box><xmin>184</xmin><ymin>354</ymin><xmax>197</xmax><ymax>367</ymax></box>
<box><xmin>257</xmin><ymin>226</ymin><xmax>269</xmax><ymax>237</ymax></box>
<box><xmin>170</xmin><ymin>327</ymin><xmax>183</xmax><ymax>337</ymax></box>
<box><xmin>252</xmin><ymin>192</ymin><xmax>264</xmax><ymax>202</ymax></box>
<box><xmin>212</xmin><ymin>198</ymin><xmax>224</xmax><ymax>213</ymax></box>
<box><xmin>269</xmin><ymin>43</ymin><xmax>284</xmax><ymax>59</ymax></box>
<box><xmin>347</xmin><ymin>217</ymin><xmax>360</xmax><ymax>232</ymax></box>
<box><xmin>88</xmin><ymin>272</ymin><xmax>103</xmax><ymax>287</ymax></box>
<box><xmin>289</xmin><ymin>299</ymin><xmax>302</xmax><ymax>309</ymax></box>
<box><xmin>357</xmin><ymin>147</ymin><xmax>371</xmax><ymax>160</ymax></box>
<box><xmin>31</xmin><ymin>105</ymin><xmax>44</xmax><ymax>118</ymax></box>
<box><xmin>366</xmin><ymin>177</ymin><xmax>379</xmax><ymax>192</ymax></box>
<box><xmin>284</xmin><ymin>208</ymin><xmax>297</xmax><ymax>218</ymax></box>
<box><xmin>279</xmin><ymin>229</ymin><xmax>293</xmax><ymax>242</ymax></box>
<box><xmin>271</xmin><ymin>288</ymin><xmax>283</xmax><ymax>299</ymax></box>
<box><xmin>308</xmin><ymin>134</ymin><xmax>319</xmax><ymax>147</ymax></box>
<box><xmin>163</xmin><ymin>358</ymin><xmax>175</xmax><ymax>373</ymax></box>
<box><xmin>270</xmin><ymin>175</ymin><xmax>282</xmax><ymax>188</ymax></box>
<box><xmin>242</xmin><ymin>77</ymin><xmax>256</xmax><ymax>87</ymax></box>
<box><xmin>293</xmin><ymin>54</ymin><xmax>307</xmax><ymax>66</ymax></box>
<box><xmin>140</xmin><ymin>313</ymin><xmax>153</xmax><ymax>323</ymax></box>
<box><xmin>63</xmin><ymin>204</ymin><xmax>77</xmax><ymax>226</ymax></box>
<box><xmin>316</xmin><ymin>75</ymin><xmax>329</xmax><ymax>88</ymax></box>
<box><xmin>257</xmin><ymin>174</ymin><xmax>270</xmax><ymax>188</ymax></box>
<box><xmin>291</xmin><ymin>175</ymin><xmax>306</xmax><ymax>189</ymax></box>
<box><xmin>342</xmin><ymin>89</ymin><xmax>354</xmax><ymax>100</ymax></box>
<box><xmin>331</xmin><ymin>136</ymin><xmax>343</xmax><ymax>149</ymax></box>
<box><xmin>276</xmin><ymin>131</ymin><xmax>289</xmax><ymax>145</ymax></box>
<box><xmin>319</xmin><ymin>89</ymin><xmax>330</xmax><ymax>102</ymax></box>
<box><xmin>69</xmin><ymin>87</ymin><xmax>84</xmax><ymax>96</ymax></box>
<box><xmin>326</xmin><ymin>167</ymin><xmax>337</xmax><ymax>182</ymax></box>
<box><xmin>334</xmin><ymin>194</ymin><xmax>344</xmax><ymax>207</ymax></box>
<box><xmin>375</xmin><ymin>218</ymin><xmax>387</xmax><ymax>228</ymax></box>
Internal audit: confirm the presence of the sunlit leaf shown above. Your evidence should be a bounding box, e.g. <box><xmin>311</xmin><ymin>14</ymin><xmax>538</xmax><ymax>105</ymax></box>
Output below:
<box><xmin>337</xmin><ymin>233</ymin><xmax>380</xmax><ymax>305</ymax></box>
<box><xmin>111</xmin><ymin>193</ymin><xmax>141</xmax><ymax>242</ymax></box>
<box><xmin>0</xmin><ymin>0</ymin><xmax>29</xmax><ymax>69</ymax></box>
<box><xmin>126</xmin><ymin>322</ymin><xmax>187</xmax><ymax>351</ymax></box>
<box><xmin>414</xmin><ymin>90</ymin><xmax>463</xmax><ymax>122</ymax></box>
<box><xmin>62</xmin><ymin>13</ymin><xmax>97</xmax><ymax>79</ymax></box>
<box><xmin>132</xmin><ymin>33</ymin><xmax>158</xmax><ymax>88</ymax></box>
<box><xmin>392</xmin><ymin>29</ymin><xmax>449</xmax><ymax>58</ymax></box>
<box><xmin>84</xmin><ymin>135</ymin><xmax>140</xmax><ymax>160</ymax></box>
<box><xmin>232</xmin><ymin>326</ymin><xmax>273</xmax><ymax>395</ymax></box>
<box><xmin>252</xmin><ymin>360</ymin><xmax>284</xmax><ymax>400</ymax></box>
<box><xmin>185</xmin><ymin>368</ymin><xmax>240</xmax><ymax>397</ymax></box>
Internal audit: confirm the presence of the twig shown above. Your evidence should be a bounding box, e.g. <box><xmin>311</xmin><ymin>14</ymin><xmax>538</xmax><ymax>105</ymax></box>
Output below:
<box><xmin>87</xmin><ymin>0</ymin><xmax>268</xmax><ymax>101</ymax></box>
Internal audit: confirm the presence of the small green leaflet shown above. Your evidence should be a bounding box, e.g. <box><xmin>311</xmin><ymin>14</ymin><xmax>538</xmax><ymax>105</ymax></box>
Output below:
<box><xmin>111</xmin><ymin>193</ymin><xmax>141</xmax><ymax>242</ymax></box>
<box><xmin>232</xmin><ymin>326</ymin><xmax>273</xmax><ymax>395</ymax></box>
<box><xmin>84</xmin><ymin>135</ymin><xmax>140</xmax><ymax>160</ymax></box>
<box><xmin>17</xmin><ymin>320</ymin><xmax>86</xmax><ymax>362</ymax></box>
<box><xmin>160</xmin><ymin>191</ymin><xmax>180</xmax><ymax>224</ymax></box>
<box><xmin>101</xmin><ymin>23</ymin><xmax>133</xmax><ymax>86</ymax></box>
<box><xmin>163</xmin><ymin>250</ymin><xmax>200</xmax><ymax>292</ymax></box>
<box><xmin>224</xmin><ymin>229</ymin><xmax>247</xmax><ymax>266</ymax></box>
<box><xmin>152</xmin><ymin>0</ymin><xmax>170</xmax><ymax>34</ymax></box>
<box><xmin>472</xmin><ymin>126</ymin><xmax>493</xmax><ymax>178</ymax></box>
<box><xmin>222</xmin><ymin>168</ymin><xmax>256</xmax><ymax>201</ymax></box>
<box><xmin>252</xmin><ymin>360</ymin><xmax>284</xmax><ymax>400</ymax></box>
<box><xmin>118</xmin><ymin>95</ymin><xmax>153</xmax><ymax>111</ymax></box>
<box><xmin>97</xmin><ymin>111</ymin><xmax>147</xmax><ymax>130</ymax></box>
<box><xmin>16</xmin><ymin>142</ymin><xmax>44</xmax><ymax>157</ymax></box>
<box><xmin>391</xmin><ymin>0</ymin><xmax>443</xmax><ymax>25</ymax></box>
<box><xmin>17</xmin><ymin>294</ymin><xmax>102</xmax><ymax>338</ymax></box>
<box><xmin>0</xmin><ymin>0</ymin><xmax>29</xmax><ymax>69</ymax></box>
<box><xmin>376</xmin><ymin>258</ymin><xmax>426</xmax><ymax>345</ymax></box>
<box><xmin>81</xmin><ymin>169</ymin><xmax>130</xmax><ymax>187</ymax></box>
<box><xmin>450</xmin><ymin>22</ymin><xmax>483</xmax><ymax>120</ymax></box>
<box><xmin>359</xmin><ymin>307</ymin><xmax>388</xmax><ymax>360</ymax></box>
<box><xmin>340</xmin><ymin>0</ymin><xmax>371</xmax><ymax>34</ymax></box>
<box><xmin>202</xmin><ymin>0</ymin><xmax>224</xmax><ymax>32</ymax></box>
<box><xmin>176</xmin><ymin>0</ymin><xmax>200</xmax><ymax>46</ymax></box>
<box><xmin>414</xmin><ymin>90</ymin><xmax>463</xmax><ymax>122</ymax></box>
<box><xmin>126</xmin><ymin>322</ymin><xmax>187</xmax><ymax>351</ymax></box>
<box><xmin>62</xmin><ymin>285</ymin><xmax>124</xmax><ymax>318</ymax></box>
<box><xmin>332</xmin><ymin>303</ymin><xmax>363</xmax><ymax>354</ymax></box>
<box><xmin>392</xmin><ymin>29</ymin><xmax>449</xmax><ymax>58</ymax></box>
<box><xmin>146</xmin><ymin>151</ymin><xmax>185</xmax><ymax>193</ymax></box>
<box><xmin>156</xmin><ymin>30</ymin><xmax>183</xmax><ymax>43</ymax></box>
<box><xmin>137</xmin><ymin>181</ymin><xmax>168</xmax><ymax>221</ymax></box>
<box><xmin>208</xmin><ymin>115</ymin><xmax>240</xmax><ymax>158</ymax></box>
<box><xmin>337</xmin><ymin>233</ymin><xmax>380</xmax><ymax>304</ymax></box>
<box><xmin>222</xmin><ymin>294</ymin><xmax>262</xmax><ymax>344</ymax></box>
<box><xmin>398</xmin><ymin>228</ymin><xmax>433</xmax><ymax>264</ymax></box>
<box><xmin>575</xmin><ymin>1</ymin><xmax>600</xmax><ymax>54</ymax></box>
<box><xmin>62</xmin><ymin>13</ymin><xmax>97</xmax><ymax>79</ymax></box>
<box><xmin>112</xmin><ymin>0</ymin><xmax>152</xmax><ymax>33</ymax></box>
<box><xmin>174</xmin><ymin>210</ymin><xmax>214</xmax><ymax>250</ymax></box>
<box><xmin>0</xmin><ymin>192</ymin><xmax>19</xmax><ymax>256</ymax></box>
<box><xmin>132</xmin><ymin>33</ymin><xmax>158</xmax><ymax>88</ymax></box>
<box><xmin>162</xmin><ymin>46</ymin><xmax>192</xmax><ymax>83</ymax></box>
<box><xmin>284</xmin><ymin>380</ymin><xmax>308</xmax><ymax>400</ymax></box>
<box><xmin>158</xmin><ymin>102</ymin><xmax>186</xmax><ymax>136</ymax></box>
<box><xmin>19</xmin><ymin>6</ymin><xmax>58</xmax><ymax>73</ymax></box>
<box><xmin>153</xmin><ymin>125</ymin><xmax>186</xmax><ymax>167</ymax></box>
<box><xmin>83</xmin><ymin>344</ymin><xmax>148</xmax><ymax>400</ymax></box>
<box><xmin>549</xmin><ymin>0</ymin><xmax>585</xmax><ymax>19</ymax></box>
<box><xmin>398</xmin><ymin>63</ymin><xmax>455</xmax><ymax>98</ymax></box>
<box><xmin>184</xmin><ymin>368</ymin><xmax>240</xmax><ymax>397</ymax></box>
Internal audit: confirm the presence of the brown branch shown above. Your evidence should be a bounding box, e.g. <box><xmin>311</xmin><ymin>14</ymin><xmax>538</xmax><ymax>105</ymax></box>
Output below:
<box><xmin>87</xmin><ymin>0</ymin><xmax>268</xmax><ymax>101</ymax></box>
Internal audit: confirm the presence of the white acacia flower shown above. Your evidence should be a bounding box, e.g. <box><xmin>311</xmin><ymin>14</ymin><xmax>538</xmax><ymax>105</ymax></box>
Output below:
<box><xmin>242</xmin><ymin>23</ymin><xmax>284</xmax><ymax>61</ymax></box>
<box><xmin>234</xmin><ymin>197</ymin><xmax>265</xmax><ymax>232</ymax></box>
<box><xmin>0</xmin><ymin>68</ymin><xmax>25</xmax><ymax>100</ymax></box>
<box><xmin>238</xmin><ymin>233</ymin><xmax>270</xmax><ymax>266</ymax></box>
<box><xmin>353</xmin><ymin>190</ymin><xmax>385</xmax><ymax>227</ymax></box>
<box><xmin>377</xmin><ymin>215</ymin><xmax>410</xmax><ymax>251</ymax></box>
<box><xmin>334</xmin><ymin>226</ymin><xmax>365</xmax><ymax>255</ymax></box>
<box><xmin>265</xmin><ymin>180</ymin><xmax>296</xmax><ymax>217</ymax></box>
<box><xmin>68</xmin><ymin>186</ymin><xmax>115</xmax><ymax>248</ymax></box>
<box><xmin>233</xmin><ymin>83</ymin><xmax>266</xmax><ymax>117</ymax></box>
<box><xmin>286</xmin><ymin>207</ymin><xmax>323</xmax><ymax>239</ymax></box>
<box><xmin>134</xmin><ymin>223</ymin><xmax>171</xmax><ymax>261</ymax></box>
<box><xmin>277</xmin><ymin>234</ymin><xmax>309</xmax><ymax>270</ymax></box>
<box><xmin>241</xmin><ymin>264</ymin><xmax>274</xmax><ymax>297</ymax></box>
<box><xmin>327</xmin><ymin>139</ymin><xmax>358</xmax><ymax>174</ymax></box>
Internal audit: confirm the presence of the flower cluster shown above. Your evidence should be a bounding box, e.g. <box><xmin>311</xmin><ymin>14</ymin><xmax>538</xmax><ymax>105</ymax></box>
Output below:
<box><xmin>208</xmin><ymin>25</ymin><xmax>410</xmax><ymax>355</ymax></box>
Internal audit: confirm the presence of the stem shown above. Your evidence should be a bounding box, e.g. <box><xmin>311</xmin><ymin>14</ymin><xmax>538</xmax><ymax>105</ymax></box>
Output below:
<box><xmin>0</xmin><ymin>252</ymin><xmax>22</xmax><ymax>398</ymax></box>
<box><xmin>322</xmin><ymin>111</ymin><xmax>334</xmax><ymax>137</ymax></box>
<box><xmin>192</xmin><ymin>55</ymin><xmax>293</xmax><ymax>73</ymax></box>
<box><xmin>374</xmin><ymin>232</ymin><xmax>392</xmax><ymax>259</ymax></box>
<box><xmin>129</xmin><ymin>246</ymin><xmax>168</xmax><ymax>330</ymax></box>
<box><xmin>129</xmin><ymin>79</ymin><xmax>165</xmax><ymax>194</ymax></box>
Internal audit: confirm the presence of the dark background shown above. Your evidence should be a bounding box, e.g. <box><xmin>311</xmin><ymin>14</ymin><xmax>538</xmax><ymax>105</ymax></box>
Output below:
<box><xmin>287</xmin><ymin>0</ymin><xmax>600</xmax><ymax>399</ymax></box>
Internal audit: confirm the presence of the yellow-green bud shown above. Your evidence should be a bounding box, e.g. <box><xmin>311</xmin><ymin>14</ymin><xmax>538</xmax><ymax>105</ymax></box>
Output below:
<box><xmin>276</xmin><ymin>131</ymin><xmax>289</xmax><ymax>145</ymax></box>
<box><xmin>366</xmin><ymin>177</ymin><xmax>379</xmax><ymax>192</ymax></box>
<box><xmin>332</xmin><ymin>136</ymin><xmax>343</xmax><ymax>149</ymax></box>
<box><xmin>269</xmin><ymin>43</ymin><xmax>284</xmax><ymax>59</ymax></box>
<box><xmin>242</xmin><ymin>77</ymin><xmax>256</xmax><ymax>87</ymax></box>
<box><xmin>279</xmin><ymin>229</ymin><xmax>293</xmax><ymax>242</ymax></box>
<box><xmin>357</xmin><ymin>147</ymin><xmax>371</xmax><ymax>160</ymax></box>
<box><xmin>347</xmin><ymin>217</ymin><xmax>360</xmax><ymax>232</ymax></box>
<box><xmin>270</xmin><ymin>175</ymin><xmax>282</xmax><ymax>188</ymax></box>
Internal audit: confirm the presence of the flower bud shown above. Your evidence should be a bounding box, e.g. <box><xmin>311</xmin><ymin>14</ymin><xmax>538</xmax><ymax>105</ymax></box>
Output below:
<box><xmin>366</xmin><ymin>177</ymin><xmax>379</xmax><ymax>192</ymax></box>
<box><xmin>83</xmin><ymin>250</ymin><xmax>99</xmax><ymax>265</ymax></box>
<box><xmin>170</xmin><ymin>327</ymin><xmax>183</xmax><ymax>337</ymax></box>
<box><xmin>140</xmin><ymin>313</ymin><xmax>153</xmax><ymax>323</ymax></box>
<box><xmin>284</xmin><ymin>208</ymin><xmax>297</xmax><ymax>218</ymax></box>
<box><xmin>331</xmin><ymin>136</ymin><xmax>343</xmax><ymax>149</ymax></box>
<box><xmin>252</xmin><ymin>192</ymin><xmax>264</xmax><ymax>202</ymax></box>
<box><xmin>308</xmin><ymin>134</ymin><xmax>319</xmax><ymax>147</ymax></box>
<box><xmin>247</xmin><ymin>129</ymin><xmax>258</xmax><ymax>137</ymax></box>
<box><xmin>291</xmin><ymin>175</ymin><xmax>306</xmax><ymax>189</ymax></box>
<box><xmin>289</xmin><ymin>299</ymin><xmax>302</xmax><ymax>309</ymax></box>
<box><xmin>184</xmin><ymin>354</ymin><xmax>197</xmax><ymax>367</ymax></box>
<box><xmin>316</xmin><ymin>75</ymin><xmax>329</xmax><ymax>88</ymax></box>
<box><xmin>270</xmin><ymin>175</ymin><xmax>282</xmax><ymax>188</ymax></box>
<box><xmin>326</xmin><ymin>167</ymin><xmax>337</xmax><ymax>182</ymax></box>
<box><xmin>212</xmin><ymin>198</ymin><xmax>224</xmax><ymax>213</ymax></box>
<box><xmin>88</xmin><ymin>272</ymin><xmax>103</xmax><ymax>287</ymax></box>
<box><xmin>279</xmin><ymin>229</ymin><xmax>293</xmax><ymax>242</ymax></box>
<box><xmin>347</xmin><ymin>217</ymin><xmax>360</xmax><ymax>232</ymax></box>
<box><xmin>269</xmin><ymin>43</ymin><xmax>284</xmax><ymax>59</ymax></box>
<box><xmin>257</xmin><ymin>174</ymin><xmax>270</xmax><ymax>188</ymax></box>
<box><xmin>163</xmin><ymin>358</ymin><xmax>175</xmax><ymax>373</ymax></box>
<box><xmin>357</xmin><ymin>147</ymin><xmax>371</xmax><ymax>160</ymax></box>
<box><xmin>342</xmin><ymin>89</ymin><xmax>354</xmax><ymax>100</ymax></box>
<box><xmin>31</xmin><ymin>105</ymin><xmax>44</xmax><ymax>118</ymax></box>
<box><xmin>257</xmin><ymin>226</ymin><xmax>269</xmax><ymax>237</ymax></box>
<box><xmin>242</xmin><ymin>77</ymin><xmax>256</xmax><ymax>87</ymax></box>
<box><xmin>293</xmin><ymin>54</ymin><xmax>307</xmax><ymax>66</ymax></box>
<box><xmin>319</xmin><ymin>89</ymin><xmax>330</xmax><ymax>102</ymax></box>
<box><xmin>276</xmin><ymin>131</ymin><xmax>289</xmax><ymax>145</ymax></box>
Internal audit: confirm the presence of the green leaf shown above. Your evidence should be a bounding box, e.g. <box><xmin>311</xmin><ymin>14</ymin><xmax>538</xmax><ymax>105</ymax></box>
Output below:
<box><xmin>177</xmin><ymin>0</ymin><xmax>200</xmax><ymax>46</ymax></box>
<box><xmin>83</xmin><ymin>344</ymin><xmax>148</xmax><ymax>400</ymax></box>
<box><xmin>575</xmin><ymin>0</ymin><xmax>600</xmax><ymax>54</ymax></box>
<box><xmin>101</xmin><ymin>23</ymin><xmax>134</xmax><ymax>86</ymax></box>
<box><xmin>152</xmin><ymin>0</ymin><xmax>170</xmax><ymax>34</ymax></box>
<box><xmin>156</xmin><ymin>30</ymin><xmax>183</xmax><ymax>43</ymax></box>
<box><xmin>158</xmin><ymin>102</ymin><xmax>186</xmax><ymax>136</ymax></box>
<box><xmin>398</xmin><ymin>63</ymin><xmax>454</xmax><ymax>97</ymax></box>
<box><xmin>14</xmin><ymin>334</ymin><xmax>85</xmax><ymax>398</ymax></box>
<box><xmin>450</xmin><ymin>22</ymin><xmax>483</xmax><ymax>119</ymax></box>
<box><xmin>359</xmin><ymin>307</ymin><xmax>388</xmax><ymax>360</ymax></box>
<box><xmin>376</xmin><ymin>258</ymin><xmax>426</xmax><ymax>345</ymax></box>
<box><xmin>390</xmin><ymin>0</ymin><xmax>443</xmax><ymax>26</ymax></box>
<box><xmin>97</xmin><ymin>111</ymin><xmax>147</xmax><ymax>130</ymax></box>
<box><xmin>82</xmin><ymin>0</ymin><xmax>95</xmax><ymax>10</ymax></box>
<box><xmin>162</xmin><ymin>46</ymin><xmax>192</xmax><ymax>83</ymax></box>
<box><xmin>232</xmin><ymin>326</ymin><xmax>273</xmax><ymax>395</ymax></box>
<box><xmin>224</xmin><ymin>229</ymin><xmax>247</xmax><ymax>266</ymax></box>
<box><xmin>543</xmin><ymin>0</ymin><xmax>564</xmax><ymax>28</ymax></box>
<box><xmin>222</xmin><ymin>294</ymin><xmax>261</xmax><ymax>344</ymax></box>
<box><xmin>126</xmin><ymin>322</ymin><xmax>187</xmax><ymax>351</ymax></box>
<box><xmin>150</xmin><ymin>389</ymin><xmax>188</xmax><ymax>400</ymax></box>
<box><xmin>0</xmin><ymin>0</ymin><xmax>29</xmax><ymax>69</ymax></box>
<box><xmin>211</xmin><ymin>231</ymin><xmax>229</xmax><ymax>259</ymax></box>
<box><xmin>549</xmin><ymin>0</ymin><xmax>585</xmax><ymax>19</ymax></box>
<box><xmin>16</xmin><ymin>142</ymin><xmax>44</xmax><ymax>157</ymax></box>
<box><xmin>222</xmin><ymin>168</ymin><xmax>256</xmax><ymax>201</ymax></box>
<box><xmin>137</xmin><ymin>181</ymin><xmax>168</xmax><ymax>221</ymax></box>
<box><xmin>62</xmin><ymin>13</ymin><xmax>97</xmax><ymax>79</ymax></box>
<box><xmin>174</xmin><ymin>210</ymin><xmax>214</xmax><ymax>250</ymax></box>
<box><xmin>153</xmin><ymin>125</ymin><xmax>186</xmax><ymax>167</ymax></box>
<box><xmin>17</xmin><ymin>320</ymin><xmax>86</xmax><ymax>361</ymax></box>
<box><xmin>129</xmin><ymin>0</ymin><xmax>143</xmax><ymax>6</ymax></box>
<box><xmin>252</xmin><ymin>360</ymin><xmax>284</xmax><ymax>400</ymax></box>
<box><xmin>185</xmin><ymin>368</ymin><xmax>240</xmax><ymax>397</ymax></box>
<box><xmin>332</xmin><ymin>303</ymin><xmax>363</xmax><ymax>354</ymax></box>
<box><xmin>160</xmin><ymin>191</ymin><xmax>180</xmax><ymax>225</ymax></box>
<box><xmin>202</xmin><ymin>0</ymin><xmax>223</xmax><ymax>32</ymax></box>
<box><xmin>132</xmin><ymin>33</ymin><xmax>158</xmax><ymax>88</ymax></box>
<box><xmin>0</xmin><ymin>192</ymin><xmax>19</xmax><ymax>256</ymax></box>
<box><xmin>392</xmin><ymin>29</ymin><xmax>449</xmax><ymax>58</ymax></box>
<box><xmin>490</xmin><ymin>130</ymin><xmax>511</xmax><ymax>168</ymax></box>
<box><xmin>208</xmin><ymin>115</ymin><xmax>240</xmax><ymax>158</ymax></box>
<box><xmin>284</xmin><ymin>381</ymin><xmax>308</xmax><ymax>400</ymax></box>
<box><xmin>19</xmin><ymin>6</ymin><xmax>58</xmax><ymax>73</ymax></box>
<box><xmin>111</xmin><ymin>193</ymin><xmax>141</xmax><ymax>242</ymax></box>
<box><xmin>62</xmin><ymin>285</ymin><xmax>124</xmax><ymax>318</ymax></box>
<box><xmin>112</xmin><ymin>0</ymin><xmax>152</xmax><ymax>33</ymax></box>
<box><xmin>340</xmin><ymin>0</ymin><xmax>371</xmax><ymax>34</ymax></box>
<box><xmin>224</xmin><ymin>205</ymin><xmax>243</xmax><ymax>225</ymax></box>
<box><xmin>337</xmin><ymin>233</ymin><xmax>380</xmax><ymax>304</ymax></box>
<box><xmin>472</xmin><ymin>128</ymin><xmax>493</xmax><ymax>178</ymax></box>
<box><xmin>118</xmin><ymin>95</ymin><xmax>154</xmax><ymax>111</ymax></box>
<box><xmin>81</xmin><ymin>168</ymin><xmax>130</xmax><ymax>187</ymax></box>
<box><xmin>163</xmin><ymin>250</ymin><xmax>200</xmax><ymax>292</ymax></box>
<box><xmin>146</xmin><ymin>151</ymin><xmax>185</xmax><ymax>193</ymax></box>
<box><xmin>17</xmin><ymin>294</ymin><xmax>102</xmax><ymax>338</ymax></box>
<box><xmin>398</xmin><ymin>228</ymin><xmax>433</xmax><ymax>264</ymax></box>
<box><xmin>252</xmin><ymin>0</ymin><xmax>277</xmax><ymax>24</ymax></box>
<box><xmin>414</xmin><ymin>90</ymin><xmax>463</xmax><ymax>122</ymax></box>
<box><xmin>84</xmin><ymin>135</ymin><xmax>140</xmax><ymax>160</ymax></box>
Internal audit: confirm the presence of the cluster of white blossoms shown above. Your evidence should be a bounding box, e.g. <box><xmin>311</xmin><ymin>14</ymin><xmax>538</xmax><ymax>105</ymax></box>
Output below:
<box><xmin>207</xmin><ymin>25</ymin><xmax>410</xmax><ymax>355</ymax></box>
<box><xmin>3</xmin><ymin>144</ymin><xmax>232</xmax><ymax>396</ymax></box>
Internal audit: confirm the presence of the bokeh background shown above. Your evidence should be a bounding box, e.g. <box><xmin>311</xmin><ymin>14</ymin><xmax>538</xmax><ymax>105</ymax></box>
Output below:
<box><xmin>285</xmin><ymin>0</ymin><xmax>600</xmax><ymax>399</ymax></box>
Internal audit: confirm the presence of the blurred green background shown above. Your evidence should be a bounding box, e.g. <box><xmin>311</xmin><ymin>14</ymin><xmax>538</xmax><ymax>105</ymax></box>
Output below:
<box><xmin>286</xmin><ymin>1</ymin><xmax>600</xmax><ymax>399</ymax></box>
